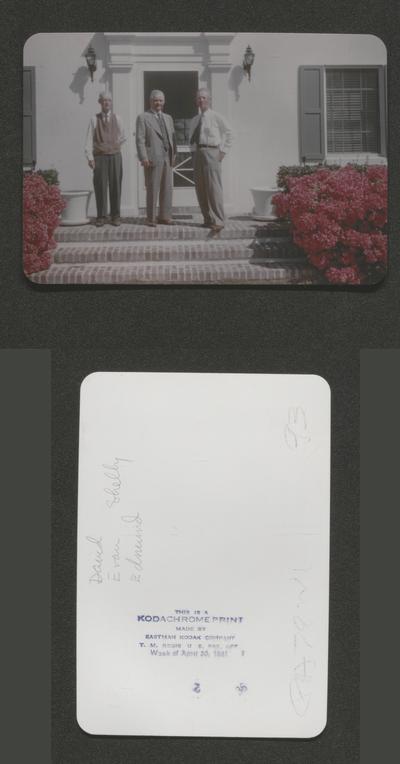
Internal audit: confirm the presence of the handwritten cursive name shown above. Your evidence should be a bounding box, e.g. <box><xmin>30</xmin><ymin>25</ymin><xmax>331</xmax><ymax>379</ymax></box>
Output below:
<box><xmin>122</xmin><ymin>513</ymin><xmax>144</xmax><ymax>582</ymax></box>
<box><xmin>86</xmin><ymin>535</ymin><xmax>104</xmax><ymax>584</ymax></box>
<box><xmin>112</xmin><ymin>538</ymin><xmax>121</xmax><ymax>568</ymax></box>
<box><xmin>103</xmin><ymin>457</ymin><xmax>133</xmax><ymax>508</ymax></box>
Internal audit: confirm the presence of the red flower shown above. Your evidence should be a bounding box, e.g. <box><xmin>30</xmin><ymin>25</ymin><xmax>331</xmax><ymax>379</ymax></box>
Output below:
<box><xmin>23</xmin><ymin>173</ymin><xmax>65</xmax><ymax>274</ymax></box>
<box><xmin>325</xmin><ymin>266</ymin><xmax>362</xmax><ymax>284</ymax></box>
<box><xmin>273</xmin><ymin>164</ymin><xmax>387</xmax><ymax>284</ymax></box>
<box><xmin>308</xmin><ymin>251</ymin><xmax>335</xmax><ymax>270</ymax></box>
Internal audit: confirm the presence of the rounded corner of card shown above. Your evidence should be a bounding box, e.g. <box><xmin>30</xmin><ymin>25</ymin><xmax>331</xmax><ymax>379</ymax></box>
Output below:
<box><xmin>364</xmin><ymin>34</ymin><xmax>387</xmax><ymax>58</ymax></box>
<box><xmin>80</xmin><ymin>371</ymin><xmax>103</xmax><ymax>397</ymax></box>
<box><xmin>23</xmin><ymin>267</ymin><xmax>37</xmax><ymax>286</ymax></box>
<box><xmin>23</xmin><ymin>31</ymin><xmax>45</xmax><ymax>54</ymax></box>
<box><xmin>76</xmin><ymin>709</ymin><xmax>97</xmax><ymax>736</ymax></box>
<box><xmin>370</xmin><ymin>268</ymin><xmax>387</xmax><ymax>287</ymax></box>
<box><xmin>310</xmin><ymin>374</ymin><xmax>331</xmax><ymax>399</ymax></box>
<box><xmin>304</xmin><ymin>712</ymin><xmax>328</xmax><ymax>739</ymax></box>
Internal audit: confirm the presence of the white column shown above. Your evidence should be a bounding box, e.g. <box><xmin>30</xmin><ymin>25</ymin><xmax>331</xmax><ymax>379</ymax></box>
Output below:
<box><xmin>110</xmin><ymin>65</ymin><xmax>138</xmax><ymax>217</ymax></box>
<box><xmin>204</xmin><ymin>34</ymin><xmax>236</xmax><ymax>213</ymax></box>
<box><xmin>210</xmin><ymin>65</ymin><xmax>233</xmax><ymax>211</ymax></box>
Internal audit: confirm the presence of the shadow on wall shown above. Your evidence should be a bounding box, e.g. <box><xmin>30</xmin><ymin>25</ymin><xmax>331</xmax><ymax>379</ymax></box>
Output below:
<box><xmin>229</xmin><ymin>65</ymin><xmax>246</xmax><ymax>101</ymax></box>
<box><xmin>69</xmin><ymin>33</ymin><xmax>109</xmax><ymax>104</ymax></box>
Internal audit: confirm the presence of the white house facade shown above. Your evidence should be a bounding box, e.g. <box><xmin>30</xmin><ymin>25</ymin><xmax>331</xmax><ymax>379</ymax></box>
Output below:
<box><xmin>23</xmin><ymin>32</ymin><xmax>387</xmax><ymax>218</ymax></box>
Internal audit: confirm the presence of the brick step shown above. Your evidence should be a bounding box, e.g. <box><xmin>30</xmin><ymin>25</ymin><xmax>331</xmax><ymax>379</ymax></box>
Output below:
<box><xmin>55</xmin><ymin>218</ymin><xmax>290</xmax><ymax>243</ymax></box>
<box><xmin>54</xmin><ymin>239</ymin><xmax>255</xmax><ymax>264</ymax></box>
<box><xmin>29</xmin><ymin>260</ymin><xmax>317</xmax><ymax>285</ymax></box>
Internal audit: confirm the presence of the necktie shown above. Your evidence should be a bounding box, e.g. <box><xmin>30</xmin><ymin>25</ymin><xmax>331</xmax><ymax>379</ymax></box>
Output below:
<box><xmin>157</xmin><ymin>113</ymin><xmax>170</xmax><ymax>151</ymax></box>
<box><xmin>191</xmin><ymin>114</ymin><xmax>203</xmax><ymax>146</ymax></box>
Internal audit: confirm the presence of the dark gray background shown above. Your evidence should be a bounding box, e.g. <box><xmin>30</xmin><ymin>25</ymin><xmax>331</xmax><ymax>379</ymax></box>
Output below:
<box><xmin>2</xmin><ymin>0</ymin><xmax>400</xmax><ymax>762</ymax></box>
<box><xmin>360</xmin><ymin>350</ymin><xmax>400</xmax><ymax>764</ymax></box>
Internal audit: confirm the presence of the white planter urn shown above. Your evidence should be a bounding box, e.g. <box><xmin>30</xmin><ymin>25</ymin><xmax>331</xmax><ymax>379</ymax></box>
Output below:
<box><xmin>60</xmin><ymin>190</ymin><xmax>92</xmax><ymax>226</ymax></box>
<box><xmin>250</xmin><ymin>187</ymin><xmax>279</xmax><ymax>221</ymax></box>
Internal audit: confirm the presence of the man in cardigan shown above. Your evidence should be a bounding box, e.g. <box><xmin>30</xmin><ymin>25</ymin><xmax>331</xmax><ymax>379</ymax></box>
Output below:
<box><xmin>136</xmin><ymin>90</ymin><xmax>176</xmax><ymax>226</ymax></box>
<box><xmin>85</xmin><ymin>92</ymin><xmax>126</xmax><ymax>226</ymax></box>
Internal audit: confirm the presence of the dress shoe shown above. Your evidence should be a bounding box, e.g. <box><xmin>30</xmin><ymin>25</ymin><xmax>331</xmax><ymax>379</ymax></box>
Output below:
<box><xmin>111</xmin><ymin>216</ymin><xmax>121</xmax><ymax>226</ymax></box>
<box><xmin>145</xmin><ymin>219</ymin><xmax>157</xmax><ymax>227</ymax></box>
<box><xmin>95</xmin><ymin>217</ymin><xmax>105</xmax><ymax>227</ymax></box>
<box><xmin>210</xmin><ymin>224</ymin><xmax>224</xmax><ymax>233</ymax></box>
<box><xmin>157</xmin><ymin>218</ymin><xmax>173</xmax><ymax>225</ymax></box>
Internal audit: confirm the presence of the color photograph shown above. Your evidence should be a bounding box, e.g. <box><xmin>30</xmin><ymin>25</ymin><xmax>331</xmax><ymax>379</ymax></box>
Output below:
<box><xmin>23</xmin><ymin>33</ymin><xmax>388</xmax><ymax>285</ymax></box>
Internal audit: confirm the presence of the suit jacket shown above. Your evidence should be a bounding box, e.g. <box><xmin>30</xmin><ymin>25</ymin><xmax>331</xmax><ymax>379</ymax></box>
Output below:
<box><xmin>136</xmin><ymin>111</ymin><xmax>176</xmax><ymax>164</ymax></box>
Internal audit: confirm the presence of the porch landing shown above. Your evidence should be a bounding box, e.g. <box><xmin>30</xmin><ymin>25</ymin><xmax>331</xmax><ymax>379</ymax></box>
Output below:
<box><xmin>29</xmin><ymin>216</ymin><xmax>318</xmax><ymax>285</ymax></box>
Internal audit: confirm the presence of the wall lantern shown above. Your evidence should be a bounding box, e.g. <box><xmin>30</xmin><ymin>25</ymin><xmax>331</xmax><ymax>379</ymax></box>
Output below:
<box><xmin>85</xmin><ymin>46</ymin><xmax>97</xmax><ymax>82</ymax></box>
<box><xmin>243</xmin><ymin>45</ymin><xmax>255</xmax><ymax>81</ymax></box>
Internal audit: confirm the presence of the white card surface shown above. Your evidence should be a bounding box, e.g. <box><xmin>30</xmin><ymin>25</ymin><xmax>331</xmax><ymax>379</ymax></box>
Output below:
<box><xmin>77</xmin><ymin>372</ymin><xmax>330</xmax><ymax>738</ymax></box>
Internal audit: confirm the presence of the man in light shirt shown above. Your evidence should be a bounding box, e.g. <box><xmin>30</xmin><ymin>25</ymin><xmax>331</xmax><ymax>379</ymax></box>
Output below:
<box><xmin>85</xmin><ymin>92</ymin><xmax>126</xmax><ymax>227</ymax></box>
<box><xmin>189</xmin><ymin>88</ymin><xmax>233</xmax><ymax>233</ymax></box>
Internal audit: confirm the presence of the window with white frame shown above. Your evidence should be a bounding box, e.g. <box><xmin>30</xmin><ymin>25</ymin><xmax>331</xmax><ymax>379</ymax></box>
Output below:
<box><xmin>299</xmin><ymin>65</ymin><xmax>386</xmax><ymax>162</ymax></box>
<box><xmin>326</xmin><ymin>68</ymin><xmax>380</xmax><ymax>154</ymax></box>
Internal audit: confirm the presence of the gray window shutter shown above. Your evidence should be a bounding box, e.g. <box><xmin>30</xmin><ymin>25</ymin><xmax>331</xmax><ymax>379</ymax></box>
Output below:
<box><xmin>299</xmin><ymin>66</ymin><xmax>325</xmax><ymax>161</ymax></box>
<box><xmin>23</xmin><ymin>68</ymin><xmax>36</xmax><ymax>168</ymax></box>
<box><xmin>378</xmin><ymin>65</ymin><xmax>387</xmax><ymax>156</ymax></box>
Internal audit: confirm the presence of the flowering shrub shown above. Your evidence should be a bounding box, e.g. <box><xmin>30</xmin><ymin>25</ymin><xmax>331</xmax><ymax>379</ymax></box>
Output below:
<box><xmin>277</xmin><ymin>163</ymin><xmax>340</xmax><ymax>192</ymax></box>
<box><xmin>273</xmin><ymin>165</ymin><xmax>387</xmax><ymax>284</ymax></box>
<box><xmin>23</xmin><ymin>172</ymin><xmax>65</xmax><ymax>275</ymax></box>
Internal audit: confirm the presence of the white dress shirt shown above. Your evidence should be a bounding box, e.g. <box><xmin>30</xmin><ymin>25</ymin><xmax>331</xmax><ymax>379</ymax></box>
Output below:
<box><xmin>189</xmin><ymin>108</ymin><xmax>234</xmax><ymax>154</ymax></box>
<box><xmin>84</xmin><ymin>113</ymin><xmax>126</xmax><ymax>161</ymax></box>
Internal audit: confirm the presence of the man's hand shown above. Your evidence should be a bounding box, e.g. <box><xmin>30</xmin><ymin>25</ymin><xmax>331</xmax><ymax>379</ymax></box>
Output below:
<box><xmin>141</xmin><ymin>159</ymin><xmax>152</xmax><ymax>168</ymax></box>
<box><xmin>88</xmin><ymin>159</ymin><xmax>95</xmax><ymax>170</ymax></box>
<box><xmin>219</xmin><ymin>151</ymin><xmax>226</xmax><ymax>162</ymax></box>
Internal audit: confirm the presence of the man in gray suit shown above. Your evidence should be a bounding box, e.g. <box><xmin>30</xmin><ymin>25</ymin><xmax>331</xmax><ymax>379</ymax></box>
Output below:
<box><xmin>136</xmin><ymin>90</ymin><xmax>177</xmax><ymax>226</ymax></box>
